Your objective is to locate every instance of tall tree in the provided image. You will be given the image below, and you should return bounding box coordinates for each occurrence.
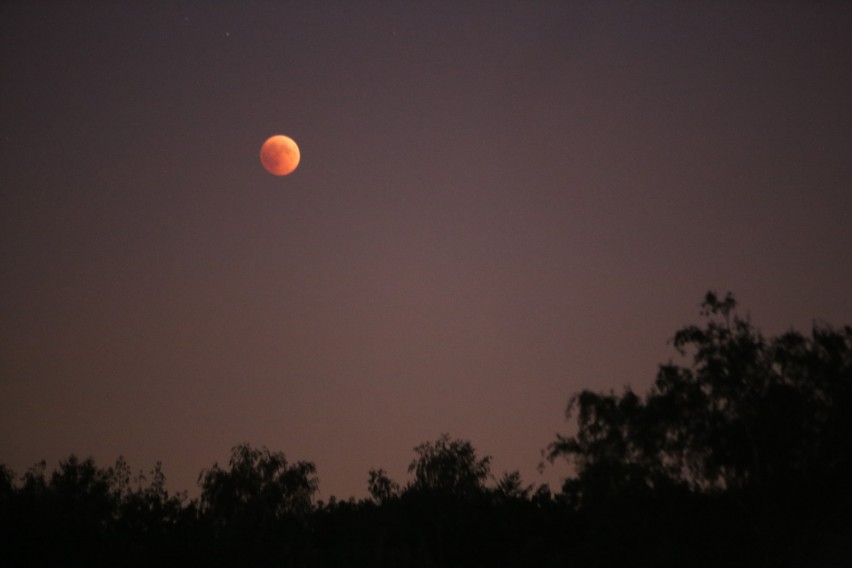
[550,292,852,504]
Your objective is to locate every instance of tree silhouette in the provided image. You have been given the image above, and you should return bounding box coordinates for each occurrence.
[367,468,400,503]
[198,443,317,529]
[2,292,850,566]
[494,470,533,501]
[549,292,852,565]
[114,459,187,542]
[551,292,852,495]
[192,444,318,565]
[406,433,491,497]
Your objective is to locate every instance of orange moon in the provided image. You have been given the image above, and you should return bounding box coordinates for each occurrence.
[260,135,300,176]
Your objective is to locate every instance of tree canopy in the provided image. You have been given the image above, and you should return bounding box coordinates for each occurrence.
[550,292,852,508]
[3,292,851,566]
[198,444,317,533]
[406,433,492,497]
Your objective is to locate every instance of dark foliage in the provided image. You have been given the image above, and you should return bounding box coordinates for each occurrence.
[3,293,850,566]
[549,292,852,565]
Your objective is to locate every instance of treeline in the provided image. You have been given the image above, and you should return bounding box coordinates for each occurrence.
[2,293,851,567]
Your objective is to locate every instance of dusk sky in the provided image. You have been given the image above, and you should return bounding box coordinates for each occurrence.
[2,1,851,500]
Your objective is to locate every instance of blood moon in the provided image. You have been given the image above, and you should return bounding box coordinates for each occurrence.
[260,135,300,176]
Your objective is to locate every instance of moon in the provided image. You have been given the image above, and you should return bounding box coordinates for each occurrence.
[260,135,300,176]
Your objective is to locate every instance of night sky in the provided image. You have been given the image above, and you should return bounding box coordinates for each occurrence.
[2,1,851,501]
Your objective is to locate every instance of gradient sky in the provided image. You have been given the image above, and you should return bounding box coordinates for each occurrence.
[2,1,851,500]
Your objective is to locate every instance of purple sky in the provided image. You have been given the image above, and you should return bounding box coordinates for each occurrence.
[2,1,851,500]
